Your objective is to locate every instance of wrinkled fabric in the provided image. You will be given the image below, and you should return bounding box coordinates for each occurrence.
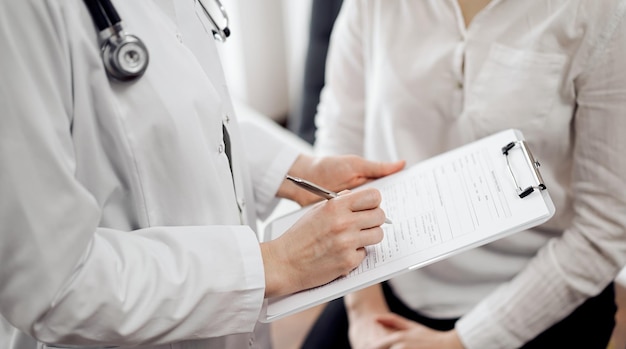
[316,1,626,348]
[0,0,299,348]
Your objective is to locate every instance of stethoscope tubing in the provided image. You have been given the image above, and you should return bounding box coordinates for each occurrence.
[83,0,230,81]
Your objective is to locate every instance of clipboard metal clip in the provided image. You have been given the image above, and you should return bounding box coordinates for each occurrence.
[502,141,547,198]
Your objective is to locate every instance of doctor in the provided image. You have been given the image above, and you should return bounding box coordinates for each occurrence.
[0,1,405,348]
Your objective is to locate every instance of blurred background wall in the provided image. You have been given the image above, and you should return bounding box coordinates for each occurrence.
[217,0,312,123]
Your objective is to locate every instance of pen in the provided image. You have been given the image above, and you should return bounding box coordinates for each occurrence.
[285,175,392,224]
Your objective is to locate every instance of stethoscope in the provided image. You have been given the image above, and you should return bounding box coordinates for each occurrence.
[83,0,230,82]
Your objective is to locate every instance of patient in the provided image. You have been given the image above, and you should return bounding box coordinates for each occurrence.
[303,0,626,348]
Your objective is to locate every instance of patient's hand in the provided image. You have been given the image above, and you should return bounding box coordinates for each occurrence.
[280,154,405,206]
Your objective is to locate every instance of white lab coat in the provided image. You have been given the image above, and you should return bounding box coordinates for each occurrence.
[0,0,299,348]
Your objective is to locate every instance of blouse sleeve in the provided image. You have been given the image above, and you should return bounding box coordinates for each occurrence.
[314,0,368,156]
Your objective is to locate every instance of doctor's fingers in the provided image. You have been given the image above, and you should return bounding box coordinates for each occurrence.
[322,205,387,237]
[328,227,382,270]
[338,187,382,212]
[331,208,386,246]
[353,207,388,230]
[338,247,368,277]
[355,225,385,248]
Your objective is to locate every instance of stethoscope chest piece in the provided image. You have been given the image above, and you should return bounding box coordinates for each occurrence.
[101,29,149,81]
[84,0,149,82]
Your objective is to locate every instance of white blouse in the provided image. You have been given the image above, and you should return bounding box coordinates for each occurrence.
[315,0,626,348]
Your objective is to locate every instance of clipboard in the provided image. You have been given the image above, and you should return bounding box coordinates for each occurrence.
[260,129,555,322]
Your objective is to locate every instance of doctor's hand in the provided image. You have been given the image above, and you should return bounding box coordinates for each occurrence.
[367,313,465,349]
[279,154,405,206]
[260,188,385,298]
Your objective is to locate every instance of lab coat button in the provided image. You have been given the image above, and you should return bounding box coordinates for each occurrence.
[176,32,183,43]
[248,338,254,346]
[218,143,225,153]
[223,114,230,123]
